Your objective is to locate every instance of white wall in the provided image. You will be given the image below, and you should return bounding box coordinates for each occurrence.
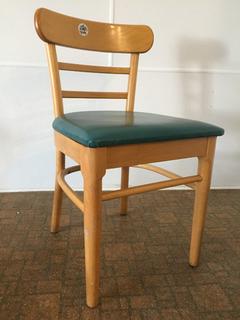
[0,0,239,191]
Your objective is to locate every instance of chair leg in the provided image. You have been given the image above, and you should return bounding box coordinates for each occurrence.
[120,167,129,214]
[51,151,65,233]
[83,151,106,308]
[189,138,216,267]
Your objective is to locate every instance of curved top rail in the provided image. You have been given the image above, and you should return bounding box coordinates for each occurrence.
[34,8,154,53]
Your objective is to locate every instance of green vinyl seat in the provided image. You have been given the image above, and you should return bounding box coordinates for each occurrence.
[53,111,224,148]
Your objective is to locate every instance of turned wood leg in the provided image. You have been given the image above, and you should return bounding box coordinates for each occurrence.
[51,151,65,233]
[189,138,216,267]
[82,149,106,307]
[120,167,129,215]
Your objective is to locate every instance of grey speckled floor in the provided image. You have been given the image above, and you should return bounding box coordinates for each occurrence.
[0,190,239,320]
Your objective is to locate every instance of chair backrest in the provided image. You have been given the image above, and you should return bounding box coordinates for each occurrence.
[34,8,154,117]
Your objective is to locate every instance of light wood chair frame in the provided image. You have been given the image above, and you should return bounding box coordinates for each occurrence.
[35,8,217,308]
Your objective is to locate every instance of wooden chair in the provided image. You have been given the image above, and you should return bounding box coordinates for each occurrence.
[34,8,224,307]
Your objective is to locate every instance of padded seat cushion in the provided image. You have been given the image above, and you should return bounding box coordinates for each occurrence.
[53,111,224,148]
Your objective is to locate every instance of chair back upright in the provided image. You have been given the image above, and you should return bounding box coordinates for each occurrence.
[34,8,154,117]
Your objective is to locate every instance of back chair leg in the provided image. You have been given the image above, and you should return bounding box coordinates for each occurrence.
[120,167,129,214]
[189,138,216,267]
[51,151,65,233]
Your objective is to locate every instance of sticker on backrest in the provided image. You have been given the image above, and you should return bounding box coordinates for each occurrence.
[78,23,88,36]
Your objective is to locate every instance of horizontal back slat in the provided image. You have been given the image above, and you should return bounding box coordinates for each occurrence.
[35,8,153,53]
[62,90,128,99]
[58,62,130,74]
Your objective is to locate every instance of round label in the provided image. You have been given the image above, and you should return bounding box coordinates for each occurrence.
[78,23,88,36]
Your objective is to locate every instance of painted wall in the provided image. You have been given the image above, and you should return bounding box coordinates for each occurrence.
[0,0,239,191]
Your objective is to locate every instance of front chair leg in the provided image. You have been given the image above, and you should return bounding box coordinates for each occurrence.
[51,151,65,233]
[189,137,216,267]
[82,149,106,308]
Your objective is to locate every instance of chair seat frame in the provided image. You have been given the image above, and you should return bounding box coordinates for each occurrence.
[53,131,216,307]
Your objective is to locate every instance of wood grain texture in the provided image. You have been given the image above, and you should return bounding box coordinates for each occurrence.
[126,54,139,111]
[51,151,65,233]
[57,165,84,213]
[35,8,154,53]
[58,62,130,74]
[189,137,217,267]
[54,132,92,166]
[135,164,196,189]
[120,167,129,214]
[45,44,63,116]
[107,138,208,169]
[102,175,202,201]
[81,148,106,308]
[62,90,128,99]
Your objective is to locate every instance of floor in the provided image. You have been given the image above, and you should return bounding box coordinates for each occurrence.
[0,190,239,320]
